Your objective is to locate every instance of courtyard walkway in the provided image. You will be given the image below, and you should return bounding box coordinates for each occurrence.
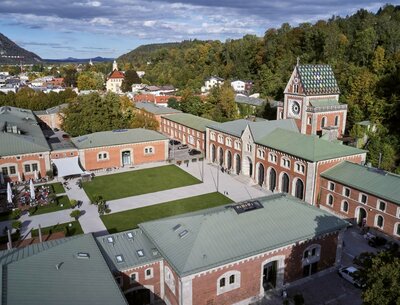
[0,160,271,239]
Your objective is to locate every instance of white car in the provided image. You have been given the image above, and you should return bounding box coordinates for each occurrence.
[338,266,365,288]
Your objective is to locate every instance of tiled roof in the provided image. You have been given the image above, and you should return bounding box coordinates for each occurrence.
[0,234,128,305]
[72,128,168,149]
[257,128,366,162]
[321,161,400,205]
[234,95,266,107]
[140,194,348,276]
[297,65,340,95]
[0,106,50,156]
[309,98,340,107]
[108,70,124,79]
[162,113,216,132]
[135,102,181,115]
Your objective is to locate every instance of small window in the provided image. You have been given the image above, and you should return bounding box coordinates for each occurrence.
[343,187,350,198]
[303,251,308,258]
[328,182,335,191]
[378,200,386,212]
[269,153,277,163]
[395,223,400,236]
[360,194,368,204]
[9,166,16,175]
[376,215,384,229]
[321,117,327,128]
[335,115,339,126]
[126,232,134,239]
[327,194,334,206]
[311,248,316,256]
[145,268,153,279]
[219,278,226,288]
[229,275,235,284]
[144,147,154,154]
[32,163,38,172]
[137,250,145,257]
[130,272,138,283]
[341,201,349,213]
[307,117,312,125]
[1,168,8,175]
[24,164,31,173]
[107,236,114,243]
[115,255,124,263]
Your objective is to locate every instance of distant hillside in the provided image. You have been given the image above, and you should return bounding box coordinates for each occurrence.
[118,40,206,65]
[44,56,114,64]
[0,33,42,64]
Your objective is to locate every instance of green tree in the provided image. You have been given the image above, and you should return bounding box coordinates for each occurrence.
[167,97,180,110]
[70,210,81,220]
[77,71,104,90]
[131,111,159,130]
[121,70,141,92]
[205,84,238,121]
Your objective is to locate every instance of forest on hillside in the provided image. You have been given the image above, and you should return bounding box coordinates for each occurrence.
[118,4,400,172]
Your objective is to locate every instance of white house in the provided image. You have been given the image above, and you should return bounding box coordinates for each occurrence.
[231,80,246,93]
[201,76,224,93]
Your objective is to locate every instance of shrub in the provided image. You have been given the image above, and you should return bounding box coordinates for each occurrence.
[29,206,38,216]
[11,209,21,219]
[70,210,81,220]
[46,170,54,179]
[105,208,111,214]
[70,199,78,209]
[12,220,22,231]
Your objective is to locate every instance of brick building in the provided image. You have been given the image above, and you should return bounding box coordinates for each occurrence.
[319,161,400,240]
[134,102,181,128]
[97,194,348,305]
[161,113,216,152]
[71,129,169,171]
[206,119,366,204]
[277,64,347,139]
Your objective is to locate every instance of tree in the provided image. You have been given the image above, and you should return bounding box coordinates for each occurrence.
[63,67,78,87]
[11,220,22,231]
[131,111,159,130]
[77,71,104,90]
[70,210,81,220]
[121,70,141,92]
[257,101,277,120]
[355,251,400,305]
[167,97,180,110]
[205,84,238,121]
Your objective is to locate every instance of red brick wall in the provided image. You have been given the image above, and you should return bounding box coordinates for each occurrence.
[162,260,180,305]
[119,261,162,296]
[50,150,78,159]
[161,117,205,152]
[0,153,49,182]
[191,233,339,305]
[208,131,241,168]
[315,111,346,137]
[320,178,400,240]
[81,141,167,171]
[314,155,364,205]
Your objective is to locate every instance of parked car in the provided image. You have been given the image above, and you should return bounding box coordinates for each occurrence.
[177,144,188,150]
[62,134,70,139]
[169,139,181,146]
[368,236,387,248]
[189,149,201,155]
[338,266,365,288]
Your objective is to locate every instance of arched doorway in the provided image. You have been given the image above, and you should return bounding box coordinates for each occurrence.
[356,207,367,227]
[226,151,232,170]
[121,151,132,166]
[294,179,304,200]
[218,147,224,167]
[268,168,276,192]
[258,163,265,186]
[211,144,216,163]
[235,154,241,175]
[281,173,289,193]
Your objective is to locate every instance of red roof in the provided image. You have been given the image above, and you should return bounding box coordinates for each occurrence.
[134,94,181,104]
[108,70,124,79]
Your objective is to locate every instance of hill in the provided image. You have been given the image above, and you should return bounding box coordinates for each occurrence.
[44,56,114,64]
[0,33,42,64]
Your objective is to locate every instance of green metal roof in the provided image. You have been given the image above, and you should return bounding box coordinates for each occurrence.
[0,234,128,305]
[208,119,299,139]
[309,98,340,107]
[72,128,168,149]
[139,194,348,276]
[321,161,400,205]
[257,128,366,162]
[135,102,181,115]
[297,65,340,95]
[0,106,50,156]
[96,229,162,272]
[161,113,216,132]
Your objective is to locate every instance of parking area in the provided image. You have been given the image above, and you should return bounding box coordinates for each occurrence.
[168,140,203,161]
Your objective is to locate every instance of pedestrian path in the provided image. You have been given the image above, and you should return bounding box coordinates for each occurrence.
[0,161,271,238]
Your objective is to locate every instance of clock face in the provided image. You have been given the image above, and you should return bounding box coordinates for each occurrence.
[288,100,301,118]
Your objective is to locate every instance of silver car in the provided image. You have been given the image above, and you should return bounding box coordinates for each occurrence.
[338,266,365,288]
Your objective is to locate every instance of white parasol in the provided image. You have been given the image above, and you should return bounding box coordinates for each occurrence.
[7,182,12,204]
[30,179,35,200]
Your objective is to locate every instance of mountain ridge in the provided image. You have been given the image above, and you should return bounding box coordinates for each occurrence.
[0,33,42,64]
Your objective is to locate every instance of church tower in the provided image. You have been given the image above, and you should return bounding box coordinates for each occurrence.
[112,60,118,71]
[277,60,347,140]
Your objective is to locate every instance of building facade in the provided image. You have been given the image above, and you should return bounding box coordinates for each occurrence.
[319,161,400,240]
[277,64,347,139]
[106,61,125,94]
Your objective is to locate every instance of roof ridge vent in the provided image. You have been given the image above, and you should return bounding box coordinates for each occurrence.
[55,262,64,270]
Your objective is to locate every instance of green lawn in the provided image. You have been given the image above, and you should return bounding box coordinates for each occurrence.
[29,196,71,216]
[83,165,201,201]
[101,192,233,233]
[48,183,65,194]
[31,221,83,237]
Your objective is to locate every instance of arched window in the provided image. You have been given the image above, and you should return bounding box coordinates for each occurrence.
[217,270,241,295]
[281,173,289,193]
[321,117,327,128]
[294,179,304,200]
[326,194,334,206]
[395,223,400,237]
[341,201,349,213]
[144,146,154,154]
[375,215,384,229]
[302,244,321,277]
[165,266,176,294]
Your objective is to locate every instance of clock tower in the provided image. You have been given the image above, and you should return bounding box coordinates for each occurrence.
[277,62,347,139]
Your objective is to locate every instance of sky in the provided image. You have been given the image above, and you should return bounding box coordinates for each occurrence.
[0,0,387,59]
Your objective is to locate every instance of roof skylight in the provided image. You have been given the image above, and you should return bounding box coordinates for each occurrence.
[115,255,124,263]
[137,250,145,257]
[179,230,188,238]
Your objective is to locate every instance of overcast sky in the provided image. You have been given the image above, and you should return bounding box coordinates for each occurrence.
[0,0,386,59]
